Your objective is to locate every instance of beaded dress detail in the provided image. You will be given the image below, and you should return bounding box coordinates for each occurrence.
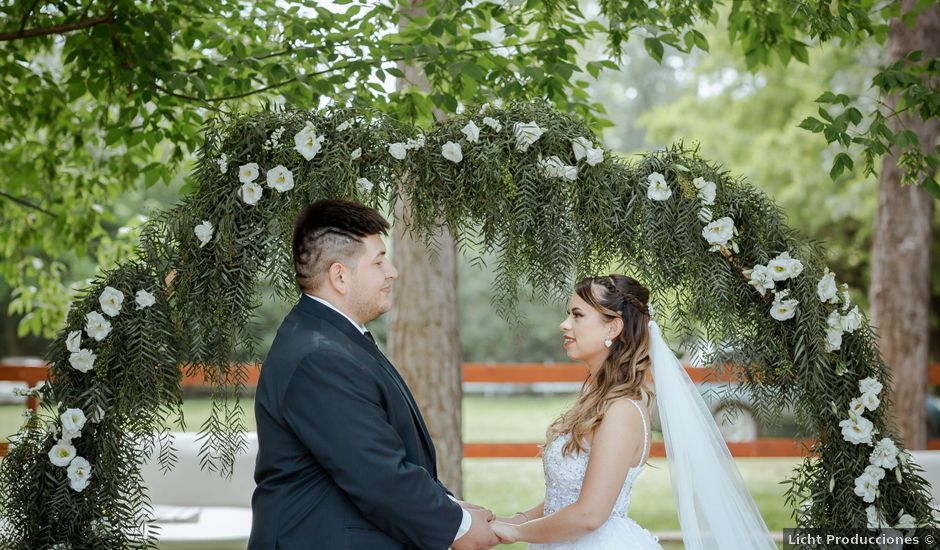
[530,400,662,550]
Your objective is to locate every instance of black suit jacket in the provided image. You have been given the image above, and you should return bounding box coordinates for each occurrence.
[248,296,463,549]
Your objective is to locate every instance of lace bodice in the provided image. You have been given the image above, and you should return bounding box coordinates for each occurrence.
[541,400,650,519]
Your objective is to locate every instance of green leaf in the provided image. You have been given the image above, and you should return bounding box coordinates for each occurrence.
[798,117,825,133]
[922,177,940,200]
[644,38,664,63]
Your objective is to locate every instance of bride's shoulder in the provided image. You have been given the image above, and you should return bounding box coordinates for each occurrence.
[601,397,648,427]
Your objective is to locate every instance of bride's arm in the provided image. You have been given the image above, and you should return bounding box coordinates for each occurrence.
[496,501,544,525]
[494,399,645,544]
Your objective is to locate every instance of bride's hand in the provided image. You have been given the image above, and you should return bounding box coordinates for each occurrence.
[495,512,527,525]
[491,521,520,544]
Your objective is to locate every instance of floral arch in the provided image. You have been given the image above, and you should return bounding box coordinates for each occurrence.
[0,101,935,547]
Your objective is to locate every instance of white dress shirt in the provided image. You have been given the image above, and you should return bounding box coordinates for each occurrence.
[303,294,472,540]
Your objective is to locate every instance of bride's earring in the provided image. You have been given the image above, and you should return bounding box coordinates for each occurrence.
[604,334,613,348]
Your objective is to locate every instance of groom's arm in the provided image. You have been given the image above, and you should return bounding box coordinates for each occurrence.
[283,350,464,549]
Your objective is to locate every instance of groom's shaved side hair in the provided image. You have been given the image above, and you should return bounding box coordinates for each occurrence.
[292,199,391,292]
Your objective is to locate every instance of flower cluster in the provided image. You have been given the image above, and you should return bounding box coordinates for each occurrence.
[57,285,154,491]
[816,268,861,353]
[693,177,717,223]
[840,377,882,446]
[47,408,92,492]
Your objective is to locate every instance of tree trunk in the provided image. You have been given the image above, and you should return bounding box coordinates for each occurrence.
[388,0,463,495]
[870,0,939,450]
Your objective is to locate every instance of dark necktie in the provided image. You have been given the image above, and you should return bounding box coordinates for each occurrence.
[364,331,376,345]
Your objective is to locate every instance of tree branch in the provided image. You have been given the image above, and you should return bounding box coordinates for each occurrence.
[0,8,112,42]
[157,39,547,104]
[0,191,54,216]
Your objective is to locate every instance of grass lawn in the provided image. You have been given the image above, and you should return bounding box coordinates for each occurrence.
[1,395,795,548]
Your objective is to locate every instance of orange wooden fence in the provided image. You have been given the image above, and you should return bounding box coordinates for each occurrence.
[2,361,939,458]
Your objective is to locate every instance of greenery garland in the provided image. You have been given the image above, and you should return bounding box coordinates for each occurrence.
[0,101,934,548]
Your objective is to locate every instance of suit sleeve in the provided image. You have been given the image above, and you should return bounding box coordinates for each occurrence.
[283,350,463,549]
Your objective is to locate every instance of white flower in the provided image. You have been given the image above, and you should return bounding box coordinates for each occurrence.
[350,147,362,160]
[85,311,111,342]
[864,465,885,483]
[854,472,879,503]
[767,252,804,281]
[816,268,839,303]
[69,349,96,373]
[560,165,577,181]
[61,408,87,434]
[265,165,295,193]
[539,156,576,181]
[896,510,917,529]
[218,153,228,174]
[702,217,734,246]
[698,207,713,223]
[646,172,672,201]
[693,177,717,205]
[409,134,426,149]
[356,178,373,193]
[89,404,106,424]
[827,310,842,329]
[135,290,156,310]
[98,287,124,317]
[67,456,91,492]
[293,122,326,160]
[441,141,463,163]
[870,438,899,469]
[585,147,604,167]
[840,306,862,334]
[849,397,866,417]
[61,427,80,442]
[66,331,82,353]
[859,377,883,397]
[461,121,481,143]
[194,220,214,247]
[539,156,564,178]
[237,163,260,184]
[482,117,502,132]
[240,181,263,205]
[336,120,352,132]
[859,391,880,412]
[48,441,76,467]
[388,142,407,160]
[841,283,852,310]
[866,505,889,529]
[840,415,874,445]
[571,137,592,161]
[746,265,776,296]
[770,297,799,321]
[513,121,543,152]
[825,327,843,352]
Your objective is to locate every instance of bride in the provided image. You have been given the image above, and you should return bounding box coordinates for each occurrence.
[490,275,776,549]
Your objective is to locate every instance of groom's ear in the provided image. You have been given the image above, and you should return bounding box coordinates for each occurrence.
[327,262,349,295]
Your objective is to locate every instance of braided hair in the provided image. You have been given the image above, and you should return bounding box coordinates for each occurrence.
[546,274,655,457]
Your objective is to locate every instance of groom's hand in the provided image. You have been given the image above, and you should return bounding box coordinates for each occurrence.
[457,500,495,521]
[452,508,499,550]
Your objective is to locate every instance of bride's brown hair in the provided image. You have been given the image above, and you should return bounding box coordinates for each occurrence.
[547,274,654,457]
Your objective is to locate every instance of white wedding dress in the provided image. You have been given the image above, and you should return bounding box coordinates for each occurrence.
[530,400,662,550]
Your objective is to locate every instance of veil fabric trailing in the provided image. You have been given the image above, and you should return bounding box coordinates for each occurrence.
[648,320,776,550]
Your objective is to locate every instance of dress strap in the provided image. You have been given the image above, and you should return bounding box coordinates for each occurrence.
[628,400,650,466]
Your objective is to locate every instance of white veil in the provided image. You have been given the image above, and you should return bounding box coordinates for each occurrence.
[648,320,776,550]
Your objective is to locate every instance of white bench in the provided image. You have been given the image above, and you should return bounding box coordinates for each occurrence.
[141,432,257,549]
[910,450,940,516]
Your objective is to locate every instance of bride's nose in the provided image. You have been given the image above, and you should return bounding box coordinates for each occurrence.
[560,318,571,331]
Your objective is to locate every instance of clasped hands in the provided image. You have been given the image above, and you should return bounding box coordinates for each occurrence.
[452,500,525,549]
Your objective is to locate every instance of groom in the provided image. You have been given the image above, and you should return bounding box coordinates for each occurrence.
[249,199,499,550]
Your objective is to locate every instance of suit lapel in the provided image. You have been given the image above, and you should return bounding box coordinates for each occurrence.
[298,297,437,471]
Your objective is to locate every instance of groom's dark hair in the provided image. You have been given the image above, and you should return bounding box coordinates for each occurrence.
[292,199,391,292]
